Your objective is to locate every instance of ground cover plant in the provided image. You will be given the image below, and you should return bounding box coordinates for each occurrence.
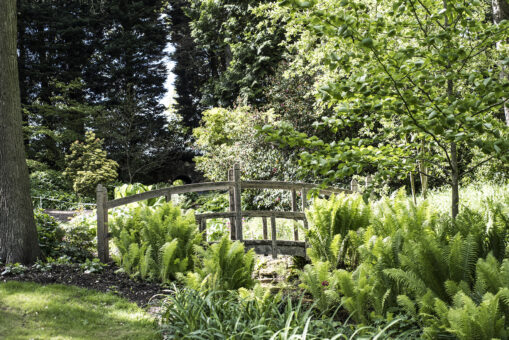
[0,281,159,340]
[110,202,202,282]
[298,183,509,339]
[160,285,420,339]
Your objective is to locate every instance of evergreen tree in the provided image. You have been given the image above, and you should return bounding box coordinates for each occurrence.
[17,0,181,183]
[167,0,210,129]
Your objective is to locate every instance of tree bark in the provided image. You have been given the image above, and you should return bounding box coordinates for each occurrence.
[492,0,509,125]
[0,0,41,264]
[450,142,459,219]
[419,142,428,199]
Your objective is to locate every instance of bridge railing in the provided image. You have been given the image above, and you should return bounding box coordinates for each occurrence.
[96,164,360,262]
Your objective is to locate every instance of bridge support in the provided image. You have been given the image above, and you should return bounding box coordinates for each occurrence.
[96,184,109,263]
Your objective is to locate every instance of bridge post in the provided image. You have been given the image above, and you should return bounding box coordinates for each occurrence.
[262,217,268,256]
[301,188,308,230]
[350,179,358,192]
[96,184,109,263]
[291,189,299,241]
[233,163,243,240]
[270,215,277,259]
[228,168,236,240]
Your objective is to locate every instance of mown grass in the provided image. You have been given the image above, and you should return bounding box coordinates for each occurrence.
[0,281,160,340]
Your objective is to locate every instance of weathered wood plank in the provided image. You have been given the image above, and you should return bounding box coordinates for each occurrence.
[242,180,352,195]
[262,216,268,256]
[291,189,299,241]
[262,217,268,240]
[271,215,277,259]
[242,240,307,257]
[195,212,236,219]
[242,211,306,219]
[233,164,243,240]
[96,184,109,263]
[194,210,306,220]
[207,240,307,257]
[107,182,232,208]
[228,168,236,240]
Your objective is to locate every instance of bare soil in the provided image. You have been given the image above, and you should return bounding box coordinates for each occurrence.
[0,263,167,307]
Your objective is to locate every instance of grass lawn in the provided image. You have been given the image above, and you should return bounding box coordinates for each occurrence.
[0,281,160,340]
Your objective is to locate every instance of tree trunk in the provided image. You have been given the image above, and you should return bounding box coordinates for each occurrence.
[450,142,459,219]
[419,142,428,199]
[492,0,509,125]
[409,172,417,204]
[0,0,40,264]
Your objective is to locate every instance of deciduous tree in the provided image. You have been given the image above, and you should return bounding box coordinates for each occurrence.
[0,0,41,264]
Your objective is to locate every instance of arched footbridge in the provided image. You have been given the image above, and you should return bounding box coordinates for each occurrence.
[95,164,360,262]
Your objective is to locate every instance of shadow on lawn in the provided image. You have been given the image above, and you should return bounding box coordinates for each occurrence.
[0,281,160,340]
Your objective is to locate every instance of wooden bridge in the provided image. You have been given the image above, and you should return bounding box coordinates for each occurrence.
[96,164,359,262]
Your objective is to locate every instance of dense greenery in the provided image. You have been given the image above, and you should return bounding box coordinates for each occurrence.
[34,209,95,262]
[186,236,255,291]
[6,0,509,338]
[110,202,202,282]
[160,285,419,339]
[300,188,509,338]
[18,0,186,183]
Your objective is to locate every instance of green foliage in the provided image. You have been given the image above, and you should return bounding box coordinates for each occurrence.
[160,285,414,339]
[114,183,165,207]
[34,208,95,263]
[59,216,96,262]
[64,131,118,197]
[79,258,106,274]
[186,236,255,291]
[305,193,371,267]
[299,261,339,312]
[193,106,294,182]
[110,202,201,282]
[34,209,65,259]
[299,187,509,336]
[30,170,94,209]
[1,263,28,276]
[262,0,509,216]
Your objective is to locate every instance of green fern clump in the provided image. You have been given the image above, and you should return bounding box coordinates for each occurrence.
[298,187,509,336]
[299,261,340,312]
[186,236,255,291]
[110,202,202,282]
[305,193,371,267]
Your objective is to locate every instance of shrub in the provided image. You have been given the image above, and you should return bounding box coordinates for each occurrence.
[34,209,65,259]
[64,131,118,197]
[60,215,96,262]
[30,170,92,209]
[186,236,255,291]
[34,209,95,262]
[110,202,201,282]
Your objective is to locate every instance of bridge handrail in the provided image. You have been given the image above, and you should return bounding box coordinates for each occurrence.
[96,164,361,262]
[107,180,350,209]
[107,181,232,209]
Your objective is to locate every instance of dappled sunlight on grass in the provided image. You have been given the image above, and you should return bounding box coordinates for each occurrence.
[0,281,160,340]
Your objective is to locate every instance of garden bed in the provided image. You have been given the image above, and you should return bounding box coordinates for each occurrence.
[0,263,166,307]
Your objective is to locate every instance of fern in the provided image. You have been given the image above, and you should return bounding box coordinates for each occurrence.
[110,202,202,282]
[305,194,371,268]
[188,236,254,291]
[299,261,339,312]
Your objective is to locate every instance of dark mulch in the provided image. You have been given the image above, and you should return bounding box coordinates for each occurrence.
[0,263,168,307]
